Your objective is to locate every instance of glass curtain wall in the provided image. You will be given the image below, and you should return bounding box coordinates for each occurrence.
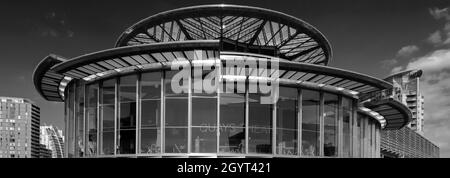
[63,70,386,158]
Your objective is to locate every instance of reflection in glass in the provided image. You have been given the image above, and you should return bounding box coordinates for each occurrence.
[324,93,338,157]
[301,90,319,156]
[276,87,298,155]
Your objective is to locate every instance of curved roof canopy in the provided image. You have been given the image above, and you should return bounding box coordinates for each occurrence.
[34,40,391,103]
[115,4,332,65]
[363,98,413,130]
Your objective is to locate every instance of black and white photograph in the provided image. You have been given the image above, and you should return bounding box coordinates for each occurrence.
[0,0,449,176]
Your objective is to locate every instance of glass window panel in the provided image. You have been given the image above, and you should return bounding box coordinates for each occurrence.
[248,89,273,154]
[356,114,361,158]
[276,87,298,155]
[248,93,272,128]
[86,84,98,156]
[141,100,160,128]
[101,105,114,155]
[86,108,97,156]
[191,127,217,153]
[141,72,161,100]
[343,109,351,157]
[76,84,85,157]
[119,75,137,102]
[165,98,188,126]
[192,68,217,96]
[248,128,272,154]
[101,79,115,105]
[165,70,189,97]
[165,128,187,153]
[141,128,161,154]
[301,90,320,156]
[118,102,136,154]
[219,127,245,153]
[276,129,297,155]
[323,93,338,157]
[117,75,137,154]
[87,84,98,108]
[67,84,75,158]
[220,93,245,127]
[192,97,217,126]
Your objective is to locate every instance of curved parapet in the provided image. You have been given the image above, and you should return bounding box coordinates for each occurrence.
[32,54,70,102]
[115,4,332,65]
[362,97,412,130]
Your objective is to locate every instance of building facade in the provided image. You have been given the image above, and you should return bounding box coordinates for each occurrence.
[0,97,40,158]
[39,143,52,158]
[40,125,65,158]
[33,4,414,158]
[380,70,439,158]
[384,70,425,134]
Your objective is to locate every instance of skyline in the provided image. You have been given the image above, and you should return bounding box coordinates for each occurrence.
[0,0,449,157]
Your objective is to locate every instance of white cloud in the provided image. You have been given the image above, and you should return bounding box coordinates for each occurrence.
[429,7,450,20]
[405,49,450,72]
[397,45,419,58]
[382,45,419,70]
[427,31,443,45]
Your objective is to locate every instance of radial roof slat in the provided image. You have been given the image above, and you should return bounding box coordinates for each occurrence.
[115,5,332,65]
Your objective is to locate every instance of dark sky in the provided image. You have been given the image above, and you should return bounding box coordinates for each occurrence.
[1,0,449,156]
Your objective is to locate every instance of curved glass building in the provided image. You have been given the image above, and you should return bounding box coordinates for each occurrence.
[33,4,412,158]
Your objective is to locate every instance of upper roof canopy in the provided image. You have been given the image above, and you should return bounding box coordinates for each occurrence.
[115,4,332,65]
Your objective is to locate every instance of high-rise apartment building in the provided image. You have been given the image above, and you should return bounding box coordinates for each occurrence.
[0,97,40,158]
[40,125,65,158]
[384,69,424,135]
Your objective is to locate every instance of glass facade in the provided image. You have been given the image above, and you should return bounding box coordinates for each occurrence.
[64,70,381,158]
